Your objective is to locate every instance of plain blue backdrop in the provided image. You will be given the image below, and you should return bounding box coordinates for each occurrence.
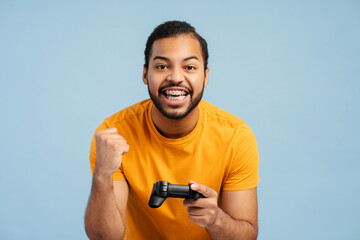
[1,0,359,239]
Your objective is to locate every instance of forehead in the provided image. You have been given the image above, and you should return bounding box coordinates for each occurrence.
[150,34,203,62]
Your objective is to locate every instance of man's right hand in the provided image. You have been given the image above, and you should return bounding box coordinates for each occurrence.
[94,127,130,177]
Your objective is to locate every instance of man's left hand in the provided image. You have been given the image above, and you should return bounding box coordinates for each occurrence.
[183,181,219,228]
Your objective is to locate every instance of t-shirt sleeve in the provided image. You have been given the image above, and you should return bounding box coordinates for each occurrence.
[222,128,260,191]
[89,121,126,181]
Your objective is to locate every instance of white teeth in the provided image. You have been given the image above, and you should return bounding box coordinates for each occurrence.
[165,90,186,96]
[164,89,187,101]
[167,95,186,101]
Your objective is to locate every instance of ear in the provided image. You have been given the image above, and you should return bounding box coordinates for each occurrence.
[204,67,210,87]
[142,65,148,85]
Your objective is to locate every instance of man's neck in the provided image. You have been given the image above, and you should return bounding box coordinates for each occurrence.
[151,106,199,139]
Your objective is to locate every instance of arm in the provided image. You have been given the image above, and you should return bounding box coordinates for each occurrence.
[84,128,130,240]
[85,179,128,239]
[208,187,258,239]
[184,182,258,240]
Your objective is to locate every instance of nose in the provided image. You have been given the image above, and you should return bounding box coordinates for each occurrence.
[166,66,184,83]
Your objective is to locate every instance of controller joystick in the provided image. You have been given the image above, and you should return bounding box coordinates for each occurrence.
[148,181,204,208]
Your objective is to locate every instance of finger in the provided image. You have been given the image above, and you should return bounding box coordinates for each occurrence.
[111,138,130,154]
[102,133,128,145]
[112,134,127,142]
[98,127,118,135]
[100,134,126,146]
[122,143,130,154]
[95,128,120,140]
[189,182,217,198]
[184,197,217,209]
[183,198,197,206]
[105,127,118,133]
[187,206,203,216]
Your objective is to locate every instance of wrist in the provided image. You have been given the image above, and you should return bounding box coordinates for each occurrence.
[93,170,113,184]
[93,165,115,178]
[206,207,222,230]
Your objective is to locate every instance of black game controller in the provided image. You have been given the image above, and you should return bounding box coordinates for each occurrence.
[148,181,204,208]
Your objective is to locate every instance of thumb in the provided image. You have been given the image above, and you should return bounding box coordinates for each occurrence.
[189,181,217,198]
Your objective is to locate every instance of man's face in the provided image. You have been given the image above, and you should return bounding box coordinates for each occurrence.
[143,34,209,120]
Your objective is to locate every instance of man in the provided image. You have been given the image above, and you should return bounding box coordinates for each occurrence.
[85,21,260,239]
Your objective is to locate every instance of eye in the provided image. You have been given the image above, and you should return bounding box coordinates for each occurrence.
[185,66,196,70]
[156,65,168,70]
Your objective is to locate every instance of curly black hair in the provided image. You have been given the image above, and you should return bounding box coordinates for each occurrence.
[144,20,208,70]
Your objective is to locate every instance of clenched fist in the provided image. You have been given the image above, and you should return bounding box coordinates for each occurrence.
[94,127,130,177]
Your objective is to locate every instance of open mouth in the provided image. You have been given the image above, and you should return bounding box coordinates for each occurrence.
[162,89,189,101]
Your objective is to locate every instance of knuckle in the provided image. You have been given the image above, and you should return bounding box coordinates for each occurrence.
[212,189,218,197]
[107,127,117,133]
[95,131,102,139]
[104,138,115,147]
[210,201,217,208]
[125,144,130,152]
[100,134,107,142]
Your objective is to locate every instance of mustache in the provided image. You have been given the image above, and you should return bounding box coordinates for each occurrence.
[158,82,193,95]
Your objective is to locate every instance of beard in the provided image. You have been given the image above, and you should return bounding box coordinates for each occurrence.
[147,80,205,120]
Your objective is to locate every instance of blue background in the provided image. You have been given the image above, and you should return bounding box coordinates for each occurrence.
[1,0,359,239]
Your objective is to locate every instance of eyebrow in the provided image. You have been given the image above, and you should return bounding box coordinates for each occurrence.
[184,56,199,61]
[152,55,199,62]
[153,56,169,61]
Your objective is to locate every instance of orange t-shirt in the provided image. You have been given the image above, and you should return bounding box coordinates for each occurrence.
[89,99,260,239]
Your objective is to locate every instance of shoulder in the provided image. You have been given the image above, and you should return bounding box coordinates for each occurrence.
[200,100,250,132]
